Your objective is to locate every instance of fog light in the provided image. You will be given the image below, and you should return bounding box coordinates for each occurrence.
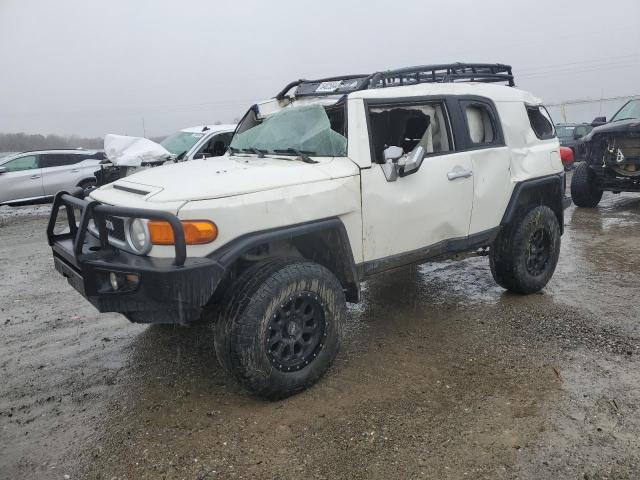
[109,272,124,291]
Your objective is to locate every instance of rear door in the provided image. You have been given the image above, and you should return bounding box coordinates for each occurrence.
[0,155,44,203]
[458,99,512,234]
[40,153,92,195]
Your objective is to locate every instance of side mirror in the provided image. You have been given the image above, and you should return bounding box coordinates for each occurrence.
[591,116,607,127]
[381,146,404,182]
[0,167,6,174]
[383,146,403,162]
[401,146,425,176]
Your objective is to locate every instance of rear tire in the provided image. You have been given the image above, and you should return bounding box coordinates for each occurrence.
[214,258,345,399]
[571,162,602,208]
[490,206,561,294]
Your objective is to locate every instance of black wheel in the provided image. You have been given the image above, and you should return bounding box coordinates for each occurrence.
[490,206,561,294]
[214,258,345,399]
[78,178,97,197]
[571,162,602,208]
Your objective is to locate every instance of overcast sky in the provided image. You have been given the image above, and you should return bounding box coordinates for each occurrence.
[1,0,638,138]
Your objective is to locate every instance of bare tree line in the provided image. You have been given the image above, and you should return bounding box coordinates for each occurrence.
[0,132,167,152]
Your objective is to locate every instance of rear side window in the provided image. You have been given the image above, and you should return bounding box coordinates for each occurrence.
[527,106,555,140]
[40,154,82,168]
[465,105,496,145]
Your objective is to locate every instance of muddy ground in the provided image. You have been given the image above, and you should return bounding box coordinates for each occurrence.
[1,183,640,480]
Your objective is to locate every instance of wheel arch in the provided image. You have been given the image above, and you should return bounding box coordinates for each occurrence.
[209,218,360,302]
[501,174,565,233]
[76,176,97,187]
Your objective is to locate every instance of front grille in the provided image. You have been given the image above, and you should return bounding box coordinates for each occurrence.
[104,216,126,242]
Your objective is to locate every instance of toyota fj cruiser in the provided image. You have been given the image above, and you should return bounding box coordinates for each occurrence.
[571,99,640,207]
[47,63,569,398]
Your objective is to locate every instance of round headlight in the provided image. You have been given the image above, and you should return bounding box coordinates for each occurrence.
[127,218,150,254]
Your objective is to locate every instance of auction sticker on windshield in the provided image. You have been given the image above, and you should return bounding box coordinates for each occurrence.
[316,81,342,93]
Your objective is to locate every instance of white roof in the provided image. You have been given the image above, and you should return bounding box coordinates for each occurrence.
[179,124,236,134]
[348,82,542,104]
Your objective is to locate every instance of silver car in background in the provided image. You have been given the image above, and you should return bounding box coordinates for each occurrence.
[0,149,104,206]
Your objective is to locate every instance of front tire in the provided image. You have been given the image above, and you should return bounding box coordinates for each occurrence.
[571,162,602,207]
[78,178,97,197]
[490,206,561,294]
[214,258,345,399]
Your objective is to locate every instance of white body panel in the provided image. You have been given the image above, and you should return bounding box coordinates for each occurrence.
[111,155,358,203]
[360,153,473,261]
[176,176,363,261]
[467,145,512,234]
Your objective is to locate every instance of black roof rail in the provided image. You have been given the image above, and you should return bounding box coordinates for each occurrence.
[276,62,514,99]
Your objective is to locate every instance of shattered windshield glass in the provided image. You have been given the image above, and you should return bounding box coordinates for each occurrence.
[230,104,347,157]
[611,99,640,122]
[160,131,204,155]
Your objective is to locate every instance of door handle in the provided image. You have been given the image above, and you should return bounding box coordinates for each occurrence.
[71,168,79,172]
[30,175,40,179]
[447,169,473,181]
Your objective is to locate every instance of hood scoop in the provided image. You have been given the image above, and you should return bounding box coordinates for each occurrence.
[113,184,151,196]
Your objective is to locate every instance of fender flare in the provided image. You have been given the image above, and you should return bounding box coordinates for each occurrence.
[500,174,565,233]
[207,217,360,302]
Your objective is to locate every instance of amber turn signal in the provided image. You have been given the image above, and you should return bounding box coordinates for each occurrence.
[148,220,218,245]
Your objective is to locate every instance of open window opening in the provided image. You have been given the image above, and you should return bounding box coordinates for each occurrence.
[368,103,451,163]
[527,105,556,140]
[194,132,234,158]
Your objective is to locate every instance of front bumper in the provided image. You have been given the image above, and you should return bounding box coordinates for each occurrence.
[47,191,224,323]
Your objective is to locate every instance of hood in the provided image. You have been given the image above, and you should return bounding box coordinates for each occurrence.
[589,119,640,137]
[98,155,359,203]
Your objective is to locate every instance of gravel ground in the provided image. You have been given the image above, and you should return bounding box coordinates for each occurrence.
[1,185,640,479]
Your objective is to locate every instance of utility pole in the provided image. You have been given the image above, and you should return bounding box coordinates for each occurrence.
[142,117,147,138]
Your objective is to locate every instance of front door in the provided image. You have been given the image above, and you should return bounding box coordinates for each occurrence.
[0,154,43,204]
[360,99,474,263]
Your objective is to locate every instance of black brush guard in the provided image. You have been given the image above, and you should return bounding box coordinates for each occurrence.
[46,190,223,324]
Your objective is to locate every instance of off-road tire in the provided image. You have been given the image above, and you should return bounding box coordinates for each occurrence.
[490,206,561,294]
[213,258,345,399]
[571,162,602,208]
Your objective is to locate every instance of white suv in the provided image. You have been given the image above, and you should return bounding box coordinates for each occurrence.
[47,63,570,398]
[95,124,236,187]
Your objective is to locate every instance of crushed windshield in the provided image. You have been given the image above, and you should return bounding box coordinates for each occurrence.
[611,99,640,122]
[230,104,347,157]
[160,131,204,155]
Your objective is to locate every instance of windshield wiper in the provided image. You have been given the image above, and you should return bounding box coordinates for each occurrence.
[228,146,266,158]
[273,148,318,164]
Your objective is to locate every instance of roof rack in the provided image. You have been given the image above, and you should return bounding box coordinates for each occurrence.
[276,62,514,99]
